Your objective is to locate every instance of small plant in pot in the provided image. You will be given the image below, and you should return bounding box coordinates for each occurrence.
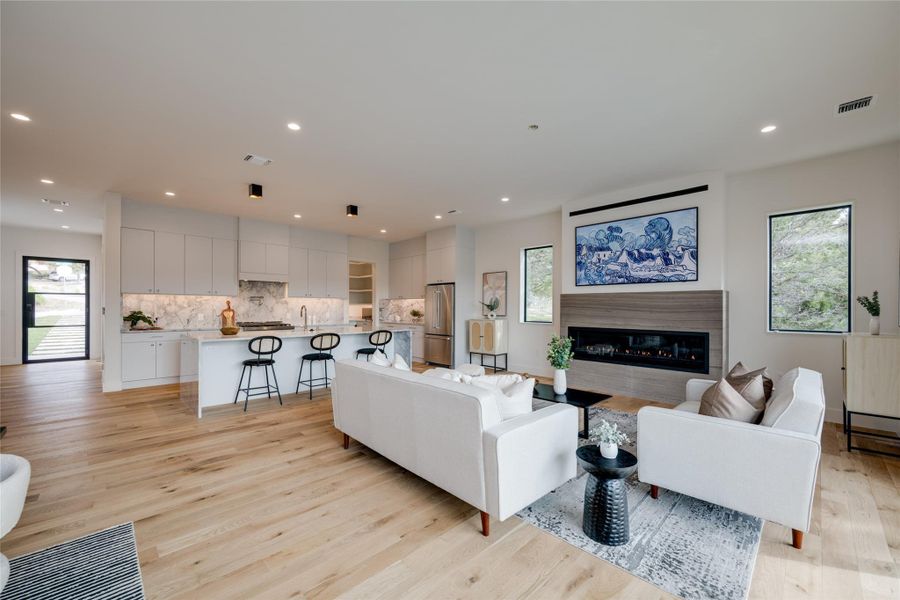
[597,419,630,459]
[856,290,880,335]
[123,310,157,330]
[480,297,500,319]
[409,308,424,323]
[547,335,574,395]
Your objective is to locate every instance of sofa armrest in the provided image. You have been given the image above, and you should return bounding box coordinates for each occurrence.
[637,406,821,532]
[686,378,717,403]
[483,404,578,521]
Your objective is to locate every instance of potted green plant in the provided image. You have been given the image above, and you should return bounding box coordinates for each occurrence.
[410,308,424,323]
[856,291,880,335]
[123,310,157,330]
[546,335,574,395]
[597,419,630,459]
[480,297,500,319]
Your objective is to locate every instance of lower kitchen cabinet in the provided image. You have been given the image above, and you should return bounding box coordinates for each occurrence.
[122,332,188,387]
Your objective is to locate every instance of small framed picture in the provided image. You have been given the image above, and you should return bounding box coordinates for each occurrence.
[482,271,508,316]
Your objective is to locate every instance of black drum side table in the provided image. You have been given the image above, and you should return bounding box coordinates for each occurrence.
[576,445,638,546]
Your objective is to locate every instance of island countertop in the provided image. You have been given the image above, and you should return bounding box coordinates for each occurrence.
[187,325,410,343]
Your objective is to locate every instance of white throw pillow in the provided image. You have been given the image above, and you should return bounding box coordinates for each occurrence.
[422,368,471,383]
[392,354,411,371]
[496,378,535,420]
[471,373,524,393]
[455,363,486,378]
[369,351,391,367]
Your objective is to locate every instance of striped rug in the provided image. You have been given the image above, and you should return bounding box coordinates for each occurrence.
[1,523,144,600]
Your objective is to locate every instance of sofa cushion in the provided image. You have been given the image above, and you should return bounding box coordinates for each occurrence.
[497,378,536,420]
[455,363,487,378]
[698,379,764,423]
[675,400,701,413]
[422,368,471,384]
[725,372,767,411]
[760,368,825,435]
[729,362,774,400]
[369,351,391,367]
[471,372,524,392]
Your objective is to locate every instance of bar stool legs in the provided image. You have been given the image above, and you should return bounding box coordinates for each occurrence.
[234,362,282,412]
[296,357,335,399]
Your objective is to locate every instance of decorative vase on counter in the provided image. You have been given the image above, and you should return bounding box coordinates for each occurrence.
[599,442,619,460]
[553,369,567,395]
[869,316,880,336]
[487,311,497,320]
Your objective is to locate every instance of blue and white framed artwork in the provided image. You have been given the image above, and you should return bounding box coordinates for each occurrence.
[575,207,698,286]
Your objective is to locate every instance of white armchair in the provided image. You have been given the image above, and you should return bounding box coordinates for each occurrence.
[1,454,31,593]
[637,368,825,549]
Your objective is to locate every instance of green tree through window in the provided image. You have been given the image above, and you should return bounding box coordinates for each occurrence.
[523,246,553,323]
[769,205,851,333]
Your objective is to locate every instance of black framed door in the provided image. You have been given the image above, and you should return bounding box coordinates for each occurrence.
[22,256,89,363]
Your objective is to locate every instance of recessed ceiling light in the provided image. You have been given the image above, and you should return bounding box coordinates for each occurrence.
[760,124,777,133]
[10,113,31,122]
[380,229,387,233]
[293,213,302,219]
[501,197,510,203]
[40,179,54,184]
[60,225,70,229]
[164,191,176,197]
[287,122,301,131]
[53,208,64,213]
[434,215,442,220]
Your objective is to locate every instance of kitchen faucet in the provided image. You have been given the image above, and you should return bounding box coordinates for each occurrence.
[300,305,308,330]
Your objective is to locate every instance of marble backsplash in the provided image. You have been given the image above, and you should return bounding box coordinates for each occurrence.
[123,281,346,330]
[379,298,425,323]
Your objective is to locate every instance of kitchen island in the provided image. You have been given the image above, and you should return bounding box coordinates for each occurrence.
[180,325,411,417]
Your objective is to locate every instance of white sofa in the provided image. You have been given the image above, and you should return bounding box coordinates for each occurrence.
[332,359,578,535]
[637,367,825,549]
[1,454,31,593]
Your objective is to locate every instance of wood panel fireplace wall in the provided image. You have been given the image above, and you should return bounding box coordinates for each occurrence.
[560,291,727,404]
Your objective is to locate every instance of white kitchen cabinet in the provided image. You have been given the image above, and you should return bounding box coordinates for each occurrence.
[155,340,181,378]
[266,244,289,275]
[122,341,158,381]
[410,254,426,298]
[180,338,198,378]
[239,240,267,274]
[153,231,185,294]
[121,227,156,293]
[326,252,349,298]
[211,238,238,296]
[288,246,310,297]
[185,235,213,295]
[426,246,455,284]
[307,249,327,297]
[390,256,411,298]
[411,327,425,361]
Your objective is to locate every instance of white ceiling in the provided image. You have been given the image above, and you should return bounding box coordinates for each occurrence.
[2,2,898,239]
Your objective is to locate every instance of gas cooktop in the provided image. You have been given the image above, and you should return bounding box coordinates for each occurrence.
[236,321,295,331]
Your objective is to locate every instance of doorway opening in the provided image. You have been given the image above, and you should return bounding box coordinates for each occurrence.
[22,256,89,363]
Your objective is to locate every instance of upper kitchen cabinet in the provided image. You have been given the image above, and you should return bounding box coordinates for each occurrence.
[288,226,349,298]
[389,236,426,298]
[425,226,473,285]
[288,247,309,298]
[186,235,238,296]
[211,238,238,296]
[154,231,185,293]
[426,247,454,284]
[121,227,155,293]
[307,249,327,297]
[326,252,349,298]
[238,218,290,282]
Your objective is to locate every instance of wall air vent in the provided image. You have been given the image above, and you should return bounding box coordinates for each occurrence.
[243,154,273,166]
[835,95,875,116]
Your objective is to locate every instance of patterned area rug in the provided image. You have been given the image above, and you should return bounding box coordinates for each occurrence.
[1,523,144,600]
[521,404,762,600]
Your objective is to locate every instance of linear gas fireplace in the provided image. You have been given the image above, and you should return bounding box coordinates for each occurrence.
[570,326,709,374]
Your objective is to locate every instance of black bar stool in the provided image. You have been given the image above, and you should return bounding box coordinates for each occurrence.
[355,330,392,361]
[296,333,341,399]
[234,336,283,411]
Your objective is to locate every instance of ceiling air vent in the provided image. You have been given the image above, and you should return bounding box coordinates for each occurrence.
[243,154,273,166]
[835,95,875,116]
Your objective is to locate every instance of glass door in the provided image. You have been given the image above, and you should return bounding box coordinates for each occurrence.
[23,256,89,363]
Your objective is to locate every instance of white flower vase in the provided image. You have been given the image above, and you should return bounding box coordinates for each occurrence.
[553,369,567,395]
[600,442,618,459]
[869,316,880,335]
[487,311,496,320]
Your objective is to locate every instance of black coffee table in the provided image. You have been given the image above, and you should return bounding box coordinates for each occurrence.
[576,446,638,546]
[532,383,611,439]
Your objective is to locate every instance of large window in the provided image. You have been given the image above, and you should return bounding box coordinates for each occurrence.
[523,245,553,323]
[768,205,851,333]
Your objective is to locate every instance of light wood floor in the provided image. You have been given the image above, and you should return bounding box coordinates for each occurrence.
[0,361,897,599]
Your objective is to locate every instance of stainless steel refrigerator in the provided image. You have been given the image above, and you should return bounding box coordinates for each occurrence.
[424,283,454,367]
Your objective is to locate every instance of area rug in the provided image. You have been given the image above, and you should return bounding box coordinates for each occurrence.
[520,405,762,600]
[1,522,144,600]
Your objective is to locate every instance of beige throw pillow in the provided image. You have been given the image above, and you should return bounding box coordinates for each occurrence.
[699,379,764,423]
[729,362,774,400]
[725,372,766,412]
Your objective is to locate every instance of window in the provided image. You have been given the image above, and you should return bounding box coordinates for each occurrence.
[523,245,553,323]
[768,205,851,333]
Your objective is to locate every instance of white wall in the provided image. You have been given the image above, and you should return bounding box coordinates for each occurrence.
[101,193,123,391]
[726,141,900,424]
[474,211,562,376]
[1,224,103,364]
[348,236,390,325]
[561,173,726,294]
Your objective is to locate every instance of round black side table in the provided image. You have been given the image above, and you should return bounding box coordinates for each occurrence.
[576,445,638,546]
